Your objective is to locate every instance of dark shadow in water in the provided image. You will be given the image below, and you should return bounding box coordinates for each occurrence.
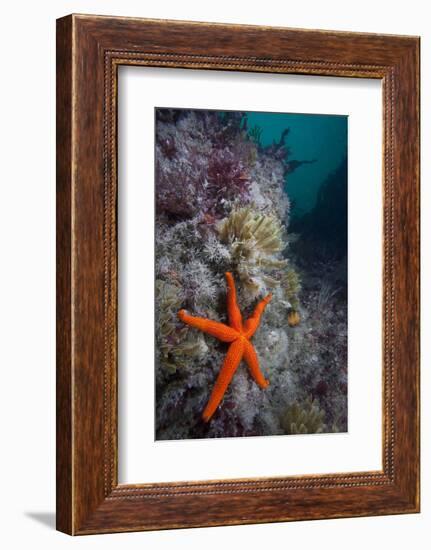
[290,157,348,263]
[25,511,56,530]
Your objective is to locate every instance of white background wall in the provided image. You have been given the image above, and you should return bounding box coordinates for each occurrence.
[0,1,427,548]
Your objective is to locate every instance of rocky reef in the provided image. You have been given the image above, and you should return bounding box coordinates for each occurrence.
[155,108,347,440]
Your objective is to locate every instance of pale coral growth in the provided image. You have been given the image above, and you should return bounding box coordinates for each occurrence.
[155,279,186,375]
[280,396,326,435]
[217,207,286,255]
[182,260,218,310]
[263,329,289,365]
[229,370,259,432]
[217,207,288,297]
[249,157,290,220]
[177,335,209,361]
[155,279,208,378]
[202,233,231,266]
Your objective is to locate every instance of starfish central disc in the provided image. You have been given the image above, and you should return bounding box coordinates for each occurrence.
[178,272,272,422]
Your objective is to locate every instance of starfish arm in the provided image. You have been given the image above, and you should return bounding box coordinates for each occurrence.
[178,310,239,342]
[225,272,243,331]
[202,338,244,422]
[243,340,269,389]
[243,293,272,338]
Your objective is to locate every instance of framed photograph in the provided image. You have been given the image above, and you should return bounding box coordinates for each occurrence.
[56,14,420,534]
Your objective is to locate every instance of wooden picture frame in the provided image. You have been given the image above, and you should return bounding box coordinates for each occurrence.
[56,14,420,535]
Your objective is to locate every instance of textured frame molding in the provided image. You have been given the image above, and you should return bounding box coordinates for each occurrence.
[57,14,420,534]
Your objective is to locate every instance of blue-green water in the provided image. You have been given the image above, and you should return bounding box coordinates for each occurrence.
[246,111,347,218]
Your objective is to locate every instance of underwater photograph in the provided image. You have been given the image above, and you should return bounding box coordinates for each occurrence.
[154,107,348,440]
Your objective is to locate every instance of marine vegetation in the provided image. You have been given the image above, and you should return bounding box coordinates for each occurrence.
[178,272,272,422]
[155,279,209,379]
[248,124,263,146]
[280,396,326,434]
[155,108,347,440]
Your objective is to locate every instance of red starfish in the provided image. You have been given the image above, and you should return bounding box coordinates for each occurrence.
[178,272,272,422]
